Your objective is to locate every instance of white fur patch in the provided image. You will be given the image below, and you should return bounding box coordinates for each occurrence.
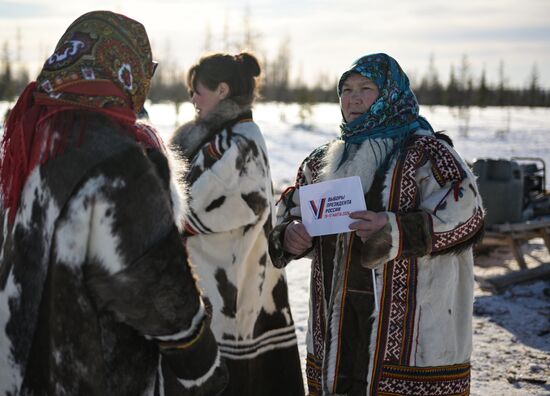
[220,338,298,361]
[0,273,23,394]
[16,169,59,230]
[155,355,166,396]
[319,138,395,195]
[0,169,60,394]
[218,324,298,360]
[385,212,401,262]
[164,147,188,230]
[86,176,125,275]
[366,267,384,390]
[413,254,474,366]
[55,193,93,268]
[324,233,351,392]
[177,349,222,388]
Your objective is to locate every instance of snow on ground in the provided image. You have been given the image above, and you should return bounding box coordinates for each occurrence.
[156,102,550,395]
[471,242,550,396]
[2,101,549,394]
[148,102,550,189]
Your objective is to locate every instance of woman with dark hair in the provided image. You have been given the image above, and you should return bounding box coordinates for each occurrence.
[171,52,304,396]
[269,53,484,395]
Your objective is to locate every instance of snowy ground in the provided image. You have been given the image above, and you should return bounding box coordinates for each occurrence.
[2,101,549,394]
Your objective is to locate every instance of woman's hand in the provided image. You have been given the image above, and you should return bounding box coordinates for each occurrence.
[283,220,313,255]
[349,211,388,242]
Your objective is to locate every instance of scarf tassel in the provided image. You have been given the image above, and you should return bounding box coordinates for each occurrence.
[336,118,434,171]
[0,82,165,224]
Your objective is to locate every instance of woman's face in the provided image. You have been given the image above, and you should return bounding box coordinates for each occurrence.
[191,81,228,119]
[339,73,380,122]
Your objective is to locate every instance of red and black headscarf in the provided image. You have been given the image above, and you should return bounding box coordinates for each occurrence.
[1,10,162,223]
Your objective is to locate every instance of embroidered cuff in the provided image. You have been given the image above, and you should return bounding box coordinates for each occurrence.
[269,220,298,268]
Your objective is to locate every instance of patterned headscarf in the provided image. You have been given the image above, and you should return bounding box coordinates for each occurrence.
[36,10,155,113]
[335,53,433,167]
[337,53,432,141]
[0,11,162,224]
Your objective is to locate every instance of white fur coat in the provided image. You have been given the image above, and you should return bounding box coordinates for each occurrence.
[171,103,304,395]
[270,130,484,396]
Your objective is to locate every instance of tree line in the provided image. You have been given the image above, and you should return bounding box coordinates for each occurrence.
[2,54,548,108]
[412,55,549,107]
[1,16,549,108]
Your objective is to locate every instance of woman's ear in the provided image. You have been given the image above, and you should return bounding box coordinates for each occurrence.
[217,82,230,100]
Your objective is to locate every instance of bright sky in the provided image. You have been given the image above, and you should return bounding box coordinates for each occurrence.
[1,0,549,89]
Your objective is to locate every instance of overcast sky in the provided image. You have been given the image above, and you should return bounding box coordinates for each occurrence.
[1,0,549,89]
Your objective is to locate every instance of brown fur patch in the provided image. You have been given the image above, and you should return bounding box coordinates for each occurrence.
[399,211,432,257]
[361,223,392,269]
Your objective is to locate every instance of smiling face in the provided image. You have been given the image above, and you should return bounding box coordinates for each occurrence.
[339,73,380,123]
[190,80,229,119]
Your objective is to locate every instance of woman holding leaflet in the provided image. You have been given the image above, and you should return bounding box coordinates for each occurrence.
[269,53,484,396]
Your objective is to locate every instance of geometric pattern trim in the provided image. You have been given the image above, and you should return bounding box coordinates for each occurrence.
[310,252,326,358]
[392,135,465,213]
[382,258,417,365]
[432,207,484,252]
[306,353,323,396]
[378,362,470,396]
[373,135,467,393]
[413,136,464,187]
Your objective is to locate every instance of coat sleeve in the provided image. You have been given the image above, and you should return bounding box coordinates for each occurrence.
[361,140,485,269]
[75,148,227,394]
[268,145,326,268]
[182,133,270,236]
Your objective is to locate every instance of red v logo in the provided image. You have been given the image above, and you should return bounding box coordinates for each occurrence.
[309,198,326,219]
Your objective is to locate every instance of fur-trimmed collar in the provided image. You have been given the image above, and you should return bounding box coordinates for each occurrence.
[170,99,251,159]
[319,137,396,194]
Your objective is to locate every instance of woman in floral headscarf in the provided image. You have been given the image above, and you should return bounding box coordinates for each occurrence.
[269,53,484,396]
[0,11,226,395]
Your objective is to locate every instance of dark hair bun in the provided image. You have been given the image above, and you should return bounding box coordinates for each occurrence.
[189,51,260,106]
[237,52,261,77]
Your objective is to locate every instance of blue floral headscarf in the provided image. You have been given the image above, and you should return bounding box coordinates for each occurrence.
[335,53,434,168]
[337,53,433,142]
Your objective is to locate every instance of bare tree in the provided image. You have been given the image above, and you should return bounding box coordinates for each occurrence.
[418,53,443,105]
[0,41,15,100]
[203,23,213,52]
[458,54,472,107]
[16,27,21,64]
[526,63,541,107]
[477,66,489,107]
[241,4,256,51]
[265,36,291,101]
[445,64,459,106]
[222,12,230,52]
[497,60,508,106]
